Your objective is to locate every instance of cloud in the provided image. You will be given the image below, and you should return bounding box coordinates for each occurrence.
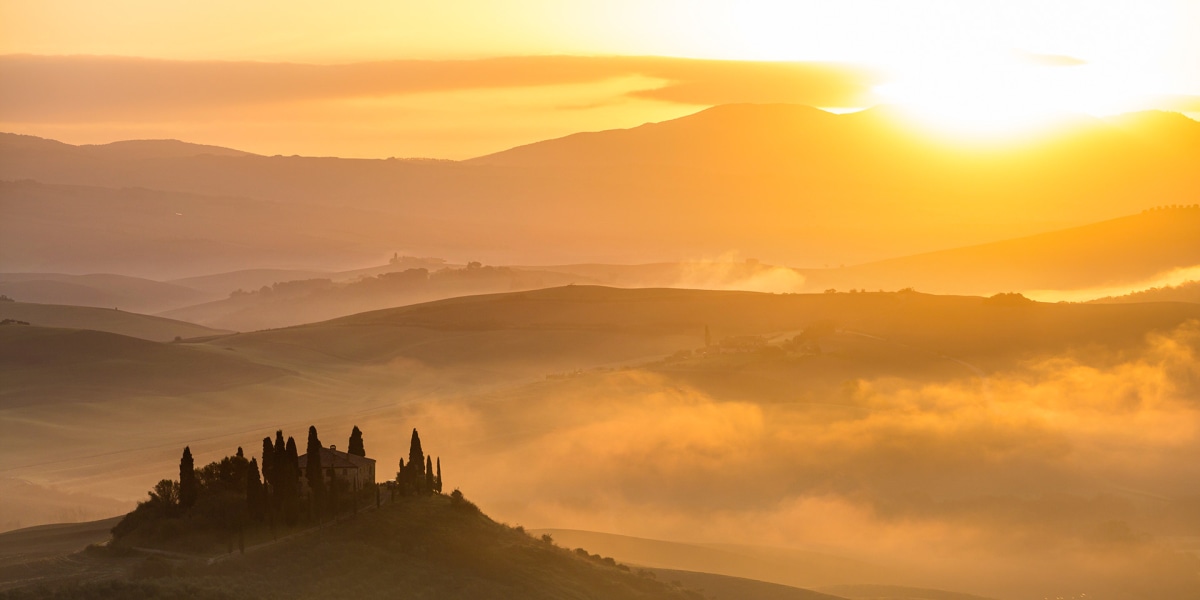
[0,54,880,122]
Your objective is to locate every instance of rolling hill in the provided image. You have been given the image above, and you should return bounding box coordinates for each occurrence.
[0,326,286,407]
[796,205,1200,296]
[158,264,601,331]
[0,272,213,314]
[0,302,228,341]
[4,286,1200,597]
[0,494,817,600]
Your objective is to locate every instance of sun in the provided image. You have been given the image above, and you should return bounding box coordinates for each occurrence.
[869,56,1135,141]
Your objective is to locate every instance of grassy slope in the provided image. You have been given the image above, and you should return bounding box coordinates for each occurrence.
[281,286,1200,371]
[0,273,213,314]
[0,326,287,407]
[158,267,601,332]
[0,517,120,569]
[798,207,1200,295]
[0,302,229,341]
[536,528,885,591]
[0,495,720,600]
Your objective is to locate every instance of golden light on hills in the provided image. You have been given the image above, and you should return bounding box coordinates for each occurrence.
[1,1,1197,154]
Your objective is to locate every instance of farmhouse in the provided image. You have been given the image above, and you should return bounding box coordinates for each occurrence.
[298,445,376,491]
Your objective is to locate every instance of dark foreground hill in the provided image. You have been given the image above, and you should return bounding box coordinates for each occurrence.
[0,494,810,600]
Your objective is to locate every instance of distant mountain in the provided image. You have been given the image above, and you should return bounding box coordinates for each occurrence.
[4,104,1198,272]
[0,302,228,341]
[0,180,401,279]
[0,133,252,160]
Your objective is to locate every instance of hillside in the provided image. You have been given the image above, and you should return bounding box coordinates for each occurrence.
[535,529,887,590]
[292,286,1200,369]
[0,272,213,314]
[1089,279,1200,304]
[5,286,1200,597]
[0,302,228,341]
[0,495,736,600]
[159,265,601,331]
[797,205,1200,296]
[4,104,1199,274]
[0,325,286,407]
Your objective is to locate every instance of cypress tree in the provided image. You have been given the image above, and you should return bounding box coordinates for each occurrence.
[425,456,434,493]
[408,429,425,492]
[305,426,326,516]
[273,430,286,504]
[348,425,365,457]
[236,446,244,459]
[283,437,301,525]
[179,446,198,508]
[261,437,276,510]
[246,458,265,521]
[435,457,443,493]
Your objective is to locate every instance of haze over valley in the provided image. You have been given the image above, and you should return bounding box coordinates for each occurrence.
[3,2,1200,599]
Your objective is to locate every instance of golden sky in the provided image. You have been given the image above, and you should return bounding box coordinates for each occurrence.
[1,0,1197,157]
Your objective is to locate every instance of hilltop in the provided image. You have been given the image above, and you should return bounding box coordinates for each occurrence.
[0,494,749,600]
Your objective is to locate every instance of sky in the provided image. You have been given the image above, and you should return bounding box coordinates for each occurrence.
[2,0,1198,157]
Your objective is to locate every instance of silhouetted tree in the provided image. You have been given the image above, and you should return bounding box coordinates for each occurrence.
[261,437,276,510]
[179,446,198,508]
[150,479,180,508]
[306,426,326,517]
[408,429,425,493]
[246,458,265,521]
[273,430,287,504]
[236,446,244,459]
[425,456,434,492]
[435,457,443,493]
[282,437,301,525]
[348,425,365,457]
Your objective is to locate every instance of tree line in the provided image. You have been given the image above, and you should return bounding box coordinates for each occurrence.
[396,428,442,497]
[112,425,443,551]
